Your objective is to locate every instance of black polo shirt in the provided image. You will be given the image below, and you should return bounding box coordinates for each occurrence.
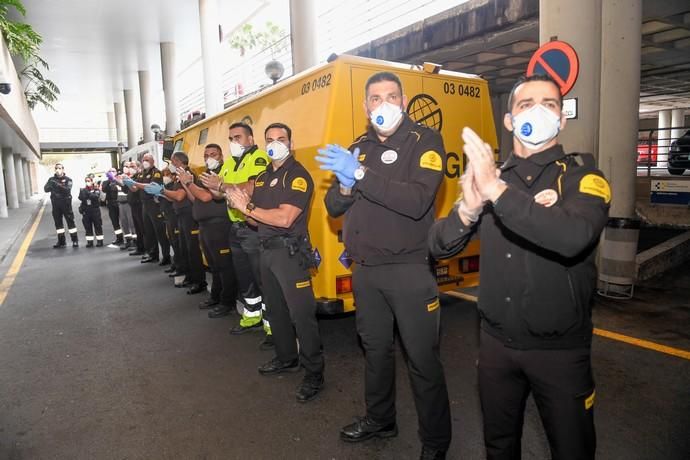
[138,167,163,202]
[192,166,228,222]
[251,155,313,240]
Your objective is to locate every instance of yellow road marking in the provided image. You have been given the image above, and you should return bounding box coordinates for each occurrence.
[445,290,690,361]
[0,201,46,306]
[593,328,690,361]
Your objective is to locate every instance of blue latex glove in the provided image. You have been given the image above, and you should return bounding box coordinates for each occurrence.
[122,176,135,187]
[144,182,164,196]
[335,171,355,188]
[316,144,360,182]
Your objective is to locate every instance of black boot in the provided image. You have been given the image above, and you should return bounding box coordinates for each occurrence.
[112,234,124,246]
[86,240,94,248]
[96,239,104,247]
[70,233,79,248]
[120,238,132,250]
[53,233,67,249]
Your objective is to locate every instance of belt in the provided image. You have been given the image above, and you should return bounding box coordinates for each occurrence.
[231,221,247,228]
[260,236,297,250]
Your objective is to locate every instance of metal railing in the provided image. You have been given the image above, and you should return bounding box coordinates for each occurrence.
[636,125,690,177]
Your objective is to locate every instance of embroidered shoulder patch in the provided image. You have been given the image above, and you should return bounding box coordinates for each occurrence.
[579,174,611,203]
[427,298,440,312]
[255,157,267,166]
[291,177,308,192]
[585,390,595,410]
[419,151,443,172]
[295,280,311,288]
[358,153,366,162]
[153,172,161,178]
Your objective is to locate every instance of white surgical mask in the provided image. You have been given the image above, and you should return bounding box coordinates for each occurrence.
[163,176,173,185]
[142,160,152,170]
[511,104,561,151]
[167,163,177,174]
[229,142,246,158]
[369,102,404,135]
[206,157,220,170]
[266,141,290,161]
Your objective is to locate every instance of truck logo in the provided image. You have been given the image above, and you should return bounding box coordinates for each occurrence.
[407,94,443,132]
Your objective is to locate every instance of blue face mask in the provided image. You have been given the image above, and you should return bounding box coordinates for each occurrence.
[511,104,561,150]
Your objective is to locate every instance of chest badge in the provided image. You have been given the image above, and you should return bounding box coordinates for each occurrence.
[269,178,278,187]
[239,163,245,169]
[534,188,559,207]
[381,149,398,165]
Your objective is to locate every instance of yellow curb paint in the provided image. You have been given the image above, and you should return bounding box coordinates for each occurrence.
[445,290,690,361]
[0,202,46,306]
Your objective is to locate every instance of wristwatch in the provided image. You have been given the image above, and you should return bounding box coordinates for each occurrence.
[245,202,256,214]
[354,165,366,181]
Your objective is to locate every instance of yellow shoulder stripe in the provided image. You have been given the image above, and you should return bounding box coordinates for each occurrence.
[420,150,443,172]
[579,174,611,203]
[427,298,440,312]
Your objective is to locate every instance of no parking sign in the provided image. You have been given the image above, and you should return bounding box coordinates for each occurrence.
[527,40,579,96]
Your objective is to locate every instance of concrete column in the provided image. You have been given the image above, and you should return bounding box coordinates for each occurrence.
[0,152,7,218]
[540,0,602,158]
[29,161,38,194]
[658,109,671,163]
[2,149,18,209]
[22,159,31,198]
[114,102,126,144]
[671,108,685,143]
[124,89,138,149]
[598,0,641,219]
[14,155,25,203]
[289,0,318,73]
[160,42,179,135]
[198,0,223,117]
[138,70,153,143]
[106,111,116,142]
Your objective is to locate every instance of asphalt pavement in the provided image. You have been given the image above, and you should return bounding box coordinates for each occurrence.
[0,199,688,459]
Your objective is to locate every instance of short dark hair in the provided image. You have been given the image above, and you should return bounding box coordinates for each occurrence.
[171,151,189,165]
[205,143,223,154]
[507,74,563,111]
[264,123,292,141]
[365,71,403,96]
[229,122,253,137]
[55,163,63,168]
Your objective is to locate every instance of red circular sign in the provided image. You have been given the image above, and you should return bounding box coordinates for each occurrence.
[526,40,579,96]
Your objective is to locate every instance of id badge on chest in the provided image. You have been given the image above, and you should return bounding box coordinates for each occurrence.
[86,199,91,206]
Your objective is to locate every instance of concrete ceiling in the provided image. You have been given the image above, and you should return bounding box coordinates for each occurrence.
[350,0,690,116]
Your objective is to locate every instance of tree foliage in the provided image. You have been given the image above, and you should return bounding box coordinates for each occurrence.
[229,21,288,57]
[0,0,60,111]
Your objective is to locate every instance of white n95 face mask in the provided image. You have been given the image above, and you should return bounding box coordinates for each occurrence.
[229,142,245,158]
[266,141,290,161]
[167,163,177,174]
[142,160,152,170]
[369,102,404,135]
[162,176,173,185]
[206,158,220,170]
[511,104,561,150]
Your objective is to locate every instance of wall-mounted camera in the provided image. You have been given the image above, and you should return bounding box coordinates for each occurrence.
[0,70,10,95]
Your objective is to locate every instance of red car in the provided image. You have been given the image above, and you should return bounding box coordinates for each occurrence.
[637,142,657,166]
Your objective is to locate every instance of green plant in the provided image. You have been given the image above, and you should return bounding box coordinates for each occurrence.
[0,0,59,111]
[229,21,288,57]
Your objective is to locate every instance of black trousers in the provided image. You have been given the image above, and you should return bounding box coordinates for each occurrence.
[130,201,145,251]
[81,207,103,239]
[230,223,263,317]
[478,330,596,460]
[260,246,323,375]
[352,263,451,451]
[177,210,203,284]
[164,211,181,270]
[199,219,237,306]
[142,199,170,259]
[51,198,78,242]
[107,203,121,234]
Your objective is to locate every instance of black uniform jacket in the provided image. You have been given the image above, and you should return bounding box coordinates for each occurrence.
[78,187,101,211]
[44,175,73,200]
[138,167,163,202]
[101,180,119,206]
[252,155,314,240]
[324,115,445,266]
[192,167,227,222]
[428,144,610,349]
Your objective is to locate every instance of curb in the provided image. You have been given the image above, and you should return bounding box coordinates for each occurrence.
[0,195,46,264]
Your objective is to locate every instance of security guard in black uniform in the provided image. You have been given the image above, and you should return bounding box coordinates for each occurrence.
[101,168,124,246]
[178,144,237,317]
[318,72,450,460]
[44,163,79,248]
[428,74,609,460]
[125,153,171,265]
[77,176,104,247]
[125,161,146,256]
[151,167,181,275]
[164,152,206,294]
[227,122,324,403]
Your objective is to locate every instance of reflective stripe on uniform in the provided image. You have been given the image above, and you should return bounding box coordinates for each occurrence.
[245,296,262,306]
[68,228,78,233]
[242,308,262,318]
[96,235,104,240]
[85,236,94,241]
[114,229,123,235]
[191,230,200,235]
[56,228,66,234]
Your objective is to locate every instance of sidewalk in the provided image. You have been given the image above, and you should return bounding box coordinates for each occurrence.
[0,194,46,265]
